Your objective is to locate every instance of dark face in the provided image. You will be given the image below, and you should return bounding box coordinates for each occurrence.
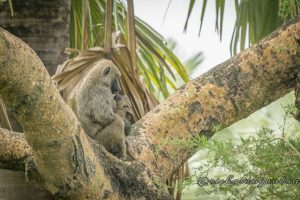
[124,111,132,136]
[125,112,132,121]
[111,78,121,94]
[124,116,132,136]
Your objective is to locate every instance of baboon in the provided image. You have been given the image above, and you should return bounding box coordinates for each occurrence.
[114,94,136,160]
[114,94,133,136]
[93,116,126,159]
[76,59,126,159]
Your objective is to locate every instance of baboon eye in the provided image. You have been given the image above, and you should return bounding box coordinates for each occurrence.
[123,105,129,109]
[103,66,111,76]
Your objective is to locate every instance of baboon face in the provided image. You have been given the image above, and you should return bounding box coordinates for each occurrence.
[102,65,121,94]
[114,94,133,136]
[114,94,133,120]
[125,112,132,121]
[111,78,121,94]
[114,94,132,111]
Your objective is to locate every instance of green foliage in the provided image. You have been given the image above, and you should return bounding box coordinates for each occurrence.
[189,128,300,199]
[183,0,299,55]
[231,0,283,55]
[158,38,204,100]
[166,38,204,77]
[182,93,300,199]
[279,0,300,21]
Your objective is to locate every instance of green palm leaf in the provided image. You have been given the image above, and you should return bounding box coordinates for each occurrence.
[183,0,299,55]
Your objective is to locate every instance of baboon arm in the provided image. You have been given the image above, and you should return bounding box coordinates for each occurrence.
[93,102,116,125]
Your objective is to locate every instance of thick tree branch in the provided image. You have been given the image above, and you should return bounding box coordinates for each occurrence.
[0,27,172,199]
[129,17,300,180]
[0,27,115,199]
[0,127,172,199]
[0,128,32,171]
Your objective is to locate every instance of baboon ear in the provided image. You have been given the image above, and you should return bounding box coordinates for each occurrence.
[103,66,111,76]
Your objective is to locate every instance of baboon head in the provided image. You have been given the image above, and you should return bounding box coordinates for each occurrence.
[114,94,133,117]
[98,59,121,94]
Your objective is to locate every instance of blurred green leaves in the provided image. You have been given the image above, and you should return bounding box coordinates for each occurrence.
[279,0,300,20]
[231,0,283,55]
[183,0,299,55]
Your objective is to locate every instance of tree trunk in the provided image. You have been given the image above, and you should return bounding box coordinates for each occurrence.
[0,0,70,75]
[0,17,299,199]
[0,1,70,199]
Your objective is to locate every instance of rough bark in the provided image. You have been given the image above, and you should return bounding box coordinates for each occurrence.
[0,27,113,199]
[294,72,300,120]
[0,1,70,198]
[0,99,12,130]
[0,27,172,199]
[0,128,32,171]
[0,17,299,199]
[128,17,300,180]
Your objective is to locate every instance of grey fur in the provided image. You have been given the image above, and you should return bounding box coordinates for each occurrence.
[114,94,135,160]
[114,94,133,136]
[76,59,126,159]
[93,117,126,159]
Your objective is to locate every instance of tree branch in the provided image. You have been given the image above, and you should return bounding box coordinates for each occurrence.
[129,17,300,180]
[0,27,172,199]
[0,27,115,199]
[0,128,32,171]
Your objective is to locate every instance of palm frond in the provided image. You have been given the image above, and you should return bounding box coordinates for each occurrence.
[54,0,192,120]
[67,0,189,102]
[279,0,300,21]
[183,0,298,55]
[8,0,13,16]
[183,0,196,33]
[184,52,204,75]
[230,0,283,54]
